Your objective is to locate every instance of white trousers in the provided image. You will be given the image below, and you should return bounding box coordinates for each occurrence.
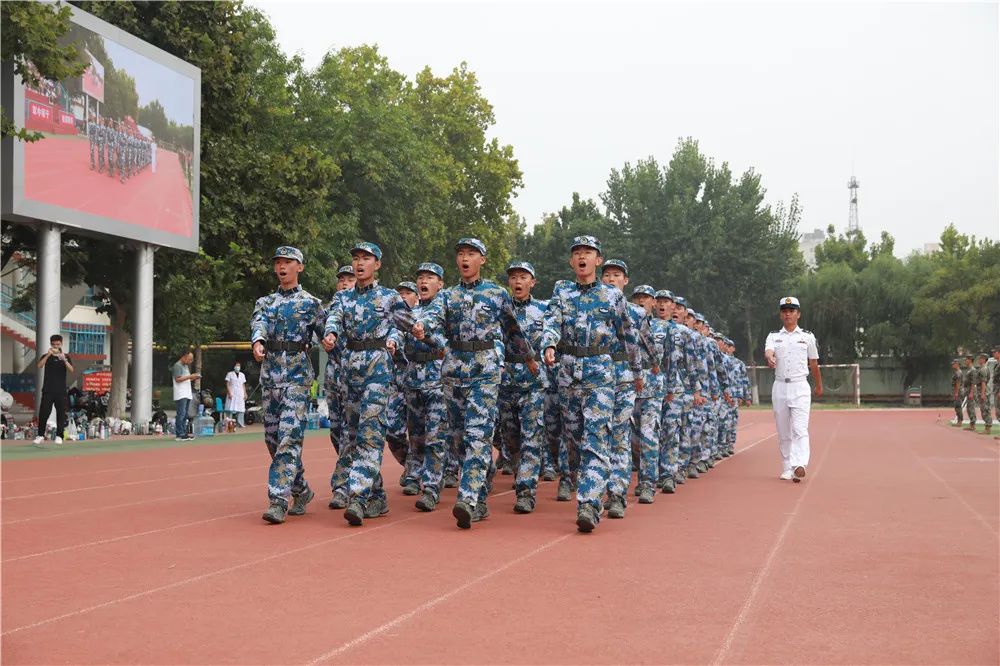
[772,380,811,471]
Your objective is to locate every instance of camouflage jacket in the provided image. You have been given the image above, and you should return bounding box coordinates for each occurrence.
[418,278,532,387]
[400,296,445,390]
[250,285,326,388]
[324,282,414,387]
[502,296,548,392]
[541,280,642,390]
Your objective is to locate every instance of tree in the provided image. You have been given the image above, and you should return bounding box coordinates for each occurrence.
[0,1,87,141]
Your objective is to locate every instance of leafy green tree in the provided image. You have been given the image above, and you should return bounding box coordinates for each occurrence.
[102,67,138,119]
[0,1,87,141]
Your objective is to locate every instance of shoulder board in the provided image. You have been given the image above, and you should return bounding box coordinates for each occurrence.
[770,329,781,335]
[800,328,812,335]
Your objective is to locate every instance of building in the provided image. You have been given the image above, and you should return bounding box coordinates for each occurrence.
[1,259,110,414]
[799,228,826,268]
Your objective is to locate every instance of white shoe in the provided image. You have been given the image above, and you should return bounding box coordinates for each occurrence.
[33,436,44,445]
[779,470,793,480]
[54,436,63,444]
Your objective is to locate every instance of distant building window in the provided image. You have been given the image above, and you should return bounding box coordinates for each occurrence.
[62,322,107,356]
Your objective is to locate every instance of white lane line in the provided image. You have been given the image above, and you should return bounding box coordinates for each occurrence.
[711,418,840,665]
[1,450,264,484]
[306,533,573,665]
[1,514,422,636]
[911,451,999,539]
[3,453,337,500]
[2,483,260,525]
[733,432,777,456]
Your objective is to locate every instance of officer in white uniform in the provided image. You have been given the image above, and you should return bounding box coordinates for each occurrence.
[764,297,823,482]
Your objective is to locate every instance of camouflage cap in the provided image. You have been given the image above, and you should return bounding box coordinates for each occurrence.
[351,241,383,261]
[455,238,487,256]
[686,307,696,316]
[396,281,418,294]
[601,259,628,276]
[570,235,602,254]
[506,261,536,277]
[655,289,675,301]
[696,313,707,324]
[336,265,355,277]
[417,262,444,279]
[674,295,688,307]
[272,246,304,263]
[631,285,656,298]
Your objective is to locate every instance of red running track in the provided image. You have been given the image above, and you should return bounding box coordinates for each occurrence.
[23,135,193,237]
[1,410,996,664]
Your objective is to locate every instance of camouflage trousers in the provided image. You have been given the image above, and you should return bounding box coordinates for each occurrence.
[405,385,448,499]
[561,384,614,517]
[728,404,740,448]
[659,394,685,481]
[325,385,345,454]
[446,382,500,507]
[632,394,663,491]
[608,382,637,500]
[263,385,311,509]
[498,385,546,497]
[333,381,392,510]
[964,391,976,424]
[972,391,993,426]
[386,381,418,483]
[542,389,561,476]
[701,399,721,460]
[953,394,963,422]
[684,394,706,468]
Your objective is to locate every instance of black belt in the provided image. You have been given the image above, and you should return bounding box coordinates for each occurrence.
[346,337,387,352]
[406,349,444,363]
[505,353,533,363]
[611,352,628,363]
[266,341,310,352]
[449,338,494,352]
[557,343,611,358]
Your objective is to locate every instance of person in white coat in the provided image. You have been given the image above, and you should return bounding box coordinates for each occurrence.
[764,297,823,482]
[225,362,248,427]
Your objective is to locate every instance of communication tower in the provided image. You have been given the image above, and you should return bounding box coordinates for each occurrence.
[847,175,860,233]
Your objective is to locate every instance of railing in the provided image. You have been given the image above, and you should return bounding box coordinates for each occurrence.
[62,322,107,356]
[0,283,37,328]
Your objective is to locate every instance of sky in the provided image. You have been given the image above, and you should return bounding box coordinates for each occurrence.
[102,36,195,126]
[251,0,999,256]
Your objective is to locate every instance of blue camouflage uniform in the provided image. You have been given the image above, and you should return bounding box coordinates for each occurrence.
[325,266,353,502]
[324,242,415,520]
[250,246,326,511]
[627,286,668,498]
[654,291,686,487]
[418,239,534,520]
[727,342,749,453]
[498,262,549,506]
[401,264,449,505]
[602,261,640,509]
[674,301,709,479]
[540,237,642,526]
[541,343,563,480]
[690,317,717,468]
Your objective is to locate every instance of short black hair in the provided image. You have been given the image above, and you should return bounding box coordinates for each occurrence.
[50,334,63,343]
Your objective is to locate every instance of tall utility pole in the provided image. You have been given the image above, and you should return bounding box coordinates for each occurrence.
[847,175,860,233]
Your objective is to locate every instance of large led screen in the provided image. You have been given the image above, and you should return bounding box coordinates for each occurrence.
[2,5,200,252]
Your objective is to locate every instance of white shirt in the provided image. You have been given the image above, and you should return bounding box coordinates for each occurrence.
[764,326,818,381]
[172,361,193,401]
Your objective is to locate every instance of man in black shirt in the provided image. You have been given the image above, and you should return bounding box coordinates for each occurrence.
[34,334,73,444]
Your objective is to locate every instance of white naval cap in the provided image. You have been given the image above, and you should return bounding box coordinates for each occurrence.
[779,296,801,310]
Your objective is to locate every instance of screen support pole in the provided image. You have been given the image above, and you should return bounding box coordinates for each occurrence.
[131,243,154,426]
[35,223,62,412]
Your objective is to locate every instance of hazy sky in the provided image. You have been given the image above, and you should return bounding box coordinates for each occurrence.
[252,0,999,255]
[103,38,195,126]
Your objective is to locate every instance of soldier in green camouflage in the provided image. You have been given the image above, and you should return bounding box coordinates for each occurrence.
[950,359,963,426]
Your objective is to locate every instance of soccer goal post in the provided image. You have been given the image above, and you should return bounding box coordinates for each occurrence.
[747,363,861,406]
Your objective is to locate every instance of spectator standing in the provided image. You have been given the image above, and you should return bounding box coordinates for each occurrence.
[172,351,199,441]
[225,361,248,427]
[33,334,73,444]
